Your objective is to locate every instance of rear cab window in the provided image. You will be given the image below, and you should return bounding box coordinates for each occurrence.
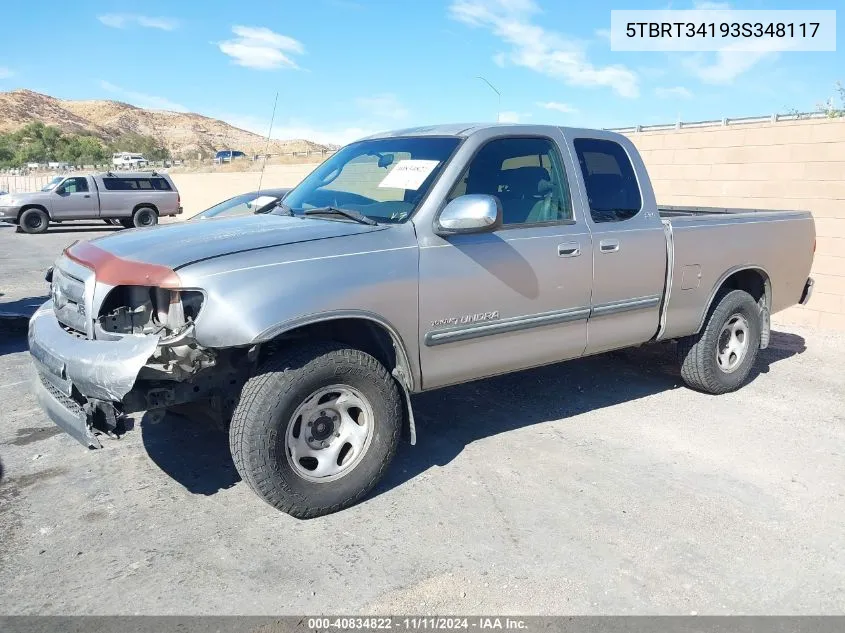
[573,138,642,223]
[102,177,172,191]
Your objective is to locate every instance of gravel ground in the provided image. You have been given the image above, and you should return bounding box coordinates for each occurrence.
[0,321,843,615]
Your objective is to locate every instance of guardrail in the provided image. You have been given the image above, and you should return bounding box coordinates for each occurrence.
[606,111,831,133]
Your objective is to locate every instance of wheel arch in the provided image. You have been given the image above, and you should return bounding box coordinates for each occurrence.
[133,202,159,215]
[696,266,771,339]
[254,311,418,393]
[18,204,50,221]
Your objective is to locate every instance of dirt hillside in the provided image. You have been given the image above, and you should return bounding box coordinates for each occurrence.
[0,89,329,158]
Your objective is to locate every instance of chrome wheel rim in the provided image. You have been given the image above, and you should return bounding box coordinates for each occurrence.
[137,211,154,226]
[285,385,374,482]
[716,313,749,373]
[25,214,43,229]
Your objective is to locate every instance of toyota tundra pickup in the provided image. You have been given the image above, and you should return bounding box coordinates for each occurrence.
[28,124,816,518]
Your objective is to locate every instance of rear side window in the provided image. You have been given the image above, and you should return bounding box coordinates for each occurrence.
[573,138,642,223]
[103,177,169,191]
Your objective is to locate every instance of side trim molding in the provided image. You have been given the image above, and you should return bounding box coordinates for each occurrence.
[590,295,662,317]
[424,306,590,347]
[424,295,662,347]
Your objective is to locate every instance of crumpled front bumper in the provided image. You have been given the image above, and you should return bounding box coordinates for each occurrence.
[28,301,159,448]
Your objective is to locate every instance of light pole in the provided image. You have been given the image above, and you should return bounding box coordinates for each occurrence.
[475,76,501,123]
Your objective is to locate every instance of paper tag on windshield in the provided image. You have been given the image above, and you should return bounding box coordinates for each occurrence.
[378,160,440,190]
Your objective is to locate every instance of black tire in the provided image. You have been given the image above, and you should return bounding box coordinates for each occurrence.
[18,208,49,234]
[229,341,402,518]
[132,206,158,228]
[104,219,120,226]
[119,219,134,229]
[677,289,761,394]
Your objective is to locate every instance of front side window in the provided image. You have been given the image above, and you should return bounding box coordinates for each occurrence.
[57,177,88,194]
[280,137,461,223]
[446,137,573,226]
[573,138,642,223]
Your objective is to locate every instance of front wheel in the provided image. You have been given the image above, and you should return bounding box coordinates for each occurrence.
[677,289,761,394]
[229,342,402,518]
[18,208,49,234]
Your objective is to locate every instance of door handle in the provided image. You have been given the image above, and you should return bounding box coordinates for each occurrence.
[600,239,620,253]
[558,242,581,258]
[83,194,91,198]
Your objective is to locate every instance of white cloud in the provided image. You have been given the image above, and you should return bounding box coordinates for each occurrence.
[99,80,188,112]
[355,93,409,120]
[693,1,731,8]
[218,25,304,70]
[682,43,779,84]
[655,86,693,99]
[98,14,178,31]
[449,0,639,98]
[498,111,524,123]
[0,67,14,80]
[536,101,578,113]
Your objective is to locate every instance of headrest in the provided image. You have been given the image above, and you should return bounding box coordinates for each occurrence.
[499,166,551,194]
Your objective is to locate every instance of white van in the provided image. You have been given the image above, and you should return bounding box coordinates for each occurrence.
[112,152,148,169]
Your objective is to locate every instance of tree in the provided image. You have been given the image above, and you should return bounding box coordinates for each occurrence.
[816,81,845,118]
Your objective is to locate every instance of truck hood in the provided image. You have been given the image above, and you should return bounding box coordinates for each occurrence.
[84,213,387,270]
[3,191,50,205]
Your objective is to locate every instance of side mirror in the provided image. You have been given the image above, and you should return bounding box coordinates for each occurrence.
[436,194,502,235]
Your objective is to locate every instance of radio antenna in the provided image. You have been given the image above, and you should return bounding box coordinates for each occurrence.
[257,91,279,194]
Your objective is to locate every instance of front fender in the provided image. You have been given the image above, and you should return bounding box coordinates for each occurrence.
[176,224,421,379]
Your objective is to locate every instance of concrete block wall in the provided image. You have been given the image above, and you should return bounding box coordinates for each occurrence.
[621,117,845,330]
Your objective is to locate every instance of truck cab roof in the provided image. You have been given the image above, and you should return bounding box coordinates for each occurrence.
[361,122,629,143]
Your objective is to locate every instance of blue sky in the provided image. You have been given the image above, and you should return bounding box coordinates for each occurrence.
[0,0,842,145]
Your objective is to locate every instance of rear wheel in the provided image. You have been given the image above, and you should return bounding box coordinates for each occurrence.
[18,208,49,234]
[677,289,761,394]
[132,206,158,228]
[229,341,402,518]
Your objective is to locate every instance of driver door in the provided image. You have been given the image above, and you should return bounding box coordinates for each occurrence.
[52,177,97,219]
[417,135,593,390]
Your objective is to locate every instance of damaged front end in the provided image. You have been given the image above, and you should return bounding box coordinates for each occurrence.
[30,273,251,449]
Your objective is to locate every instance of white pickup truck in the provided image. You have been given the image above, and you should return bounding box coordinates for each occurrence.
[29,123,815,517]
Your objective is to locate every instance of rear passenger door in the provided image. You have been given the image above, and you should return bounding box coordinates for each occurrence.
[51,177,97,219]
[572,136,666,354]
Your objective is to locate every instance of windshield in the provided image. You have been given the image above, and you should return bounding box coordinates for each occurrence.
[41,176,64,192]
[194,192,281,219]
[279,137,461,223]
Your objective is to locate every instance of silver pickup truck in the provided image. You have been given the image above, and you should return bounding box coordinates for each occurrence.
[0,172,181,233]
[28,124,815,518]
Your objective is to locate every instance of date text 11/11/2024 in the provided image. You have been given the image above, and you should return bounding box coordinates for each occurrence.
[306,617,528,630]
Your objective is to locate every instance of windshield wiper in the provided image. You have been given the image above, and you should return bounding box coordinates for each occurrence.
[303,206,377,226]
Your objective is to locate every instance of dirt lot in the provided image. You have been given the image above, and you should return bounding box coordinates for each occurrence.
[0,317,843,614]
[1,222,844,615]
